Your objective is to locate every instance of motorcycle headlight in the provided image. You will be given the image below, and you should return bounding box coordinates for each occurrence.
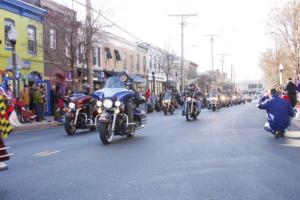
[221,96,226,101]
[103,99,113,109]
[212,97,217,101]
[68,102,76,109]
[187,97,192,101]
[115,100,121,107]
[96,101,102,107]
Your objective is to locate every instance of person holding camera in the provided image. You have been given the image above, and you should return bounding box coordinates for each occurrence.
[257,88,295,138]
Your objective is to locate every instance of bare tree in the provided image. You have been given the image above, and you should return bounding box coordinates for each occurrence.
[269,0,300,77]
[161,48,177,88]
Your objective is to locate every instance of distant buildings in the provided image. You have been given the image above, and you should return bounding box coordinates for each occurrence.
[238,80,264,94]
[0,0,200,115]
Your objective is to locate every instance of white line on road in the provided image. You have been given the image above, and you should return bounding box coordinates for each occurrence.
[34,150,61,157]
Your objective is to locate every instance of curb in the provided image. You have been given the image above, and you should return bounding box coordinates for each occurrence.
[13,121,59,132]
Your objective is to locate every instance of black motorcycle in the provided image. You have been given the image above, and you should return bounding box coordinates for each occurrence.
[184,91,200,121]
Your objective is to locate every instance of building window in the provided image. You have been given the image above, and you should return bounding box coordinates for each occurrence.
[124,52,127,70]
[137,54,140,71]
[78,44,84,64]
[4,18,15,49]
[130,55,134,69]
[27,25,37,54]
[93,47,100,66]
[143,56,146,72]
[50,28,56,49]
[65,36,70,57]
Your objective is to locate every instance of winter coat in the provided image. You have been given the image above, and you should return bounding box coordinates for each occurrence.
[257,95,295,131]
[285,81,297,95]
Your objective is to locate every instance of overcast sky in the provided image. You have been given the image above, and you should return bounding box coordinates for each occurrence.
[54,0,281,82]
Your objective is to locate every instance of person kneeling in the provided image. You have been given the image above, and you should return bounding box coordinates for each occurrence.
[257,88,295,138]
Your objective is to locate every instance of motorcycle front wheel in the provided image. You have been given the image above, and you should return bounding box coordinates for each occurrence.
[186,106,191,121]
[99,123,113,144]
[164,107,168,115]
[64,117,76,135]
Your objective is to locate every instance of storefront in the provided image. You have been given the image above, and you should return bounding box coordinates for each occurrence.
[148,72,167,94]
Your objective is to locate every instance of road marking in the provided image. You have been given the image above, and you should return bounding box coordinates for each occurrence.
[34,150,61,157]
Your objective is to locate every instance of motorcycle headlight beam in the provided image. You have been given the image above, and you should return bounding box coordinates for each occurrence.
[115,100,121,107]
[187,97,192,101]
[68,102,76,109]
[96,101,102,107]
[103,99,113,109]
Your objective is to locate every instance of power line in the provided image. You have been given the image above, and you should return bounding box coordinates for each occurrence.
[71,0,144,42]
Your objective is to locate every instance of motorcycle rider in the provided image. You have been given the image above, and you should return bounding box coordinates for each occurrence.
[119,71,144,123]
[182,83,202,116]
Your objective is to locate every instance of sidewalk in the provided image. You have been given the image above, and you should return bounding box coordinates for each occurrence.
[13,116,60,132]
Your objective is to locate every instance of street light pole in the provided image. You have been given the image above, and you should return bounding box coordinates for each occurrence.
[8,28,18,97]
[279,64,284,86]
[152,72,155,94]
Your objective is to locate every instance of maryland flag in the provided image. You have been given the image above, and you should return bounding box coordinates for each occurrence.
[0,94,13,139]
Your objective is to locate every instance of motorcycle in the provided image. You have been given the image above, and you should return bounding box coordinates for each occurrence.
[207,95,220,111]
[162,93,175,115]
[184,91,200,121]
[92,76,147,144]
[64,93,100,135]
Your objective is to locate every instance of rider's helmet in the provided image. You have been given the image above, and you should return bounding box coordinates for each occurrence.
[119,70,129,82]
[82,83,91,95]
[189,83,196,90]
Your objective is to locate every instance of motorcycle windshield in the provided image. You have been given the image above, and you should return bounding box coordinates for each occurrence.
[164,93,172,100]
[104,77,125,88]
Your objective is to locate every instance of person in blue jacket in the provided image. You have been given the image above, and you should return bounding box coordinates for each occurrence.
[257,88,295,138]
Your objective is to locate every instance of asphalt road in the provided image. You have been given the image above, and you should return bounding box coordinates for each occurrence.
[1,102,300,200]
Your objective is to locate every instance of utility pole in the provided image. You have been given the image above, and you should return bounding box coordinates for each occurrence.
[86,0,94,92]
[217,53,230,85]
[168,13,197,91]
[204,34,220,80]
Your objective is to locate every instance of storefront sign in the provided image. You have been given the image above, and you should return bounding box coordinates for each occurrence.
[148,73,167,82]
[22,60,31,69]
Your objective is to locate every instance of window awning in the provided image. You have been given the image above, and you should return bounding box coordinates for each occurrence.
[130,74,145,83]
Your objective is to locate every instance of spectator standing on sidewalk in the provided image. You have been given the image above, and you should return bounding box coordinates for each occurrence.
[257,88,295,138]
[285,78,297,107]
[20,85,30,110]
[33,87,44,122]
[50,88,58,115]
